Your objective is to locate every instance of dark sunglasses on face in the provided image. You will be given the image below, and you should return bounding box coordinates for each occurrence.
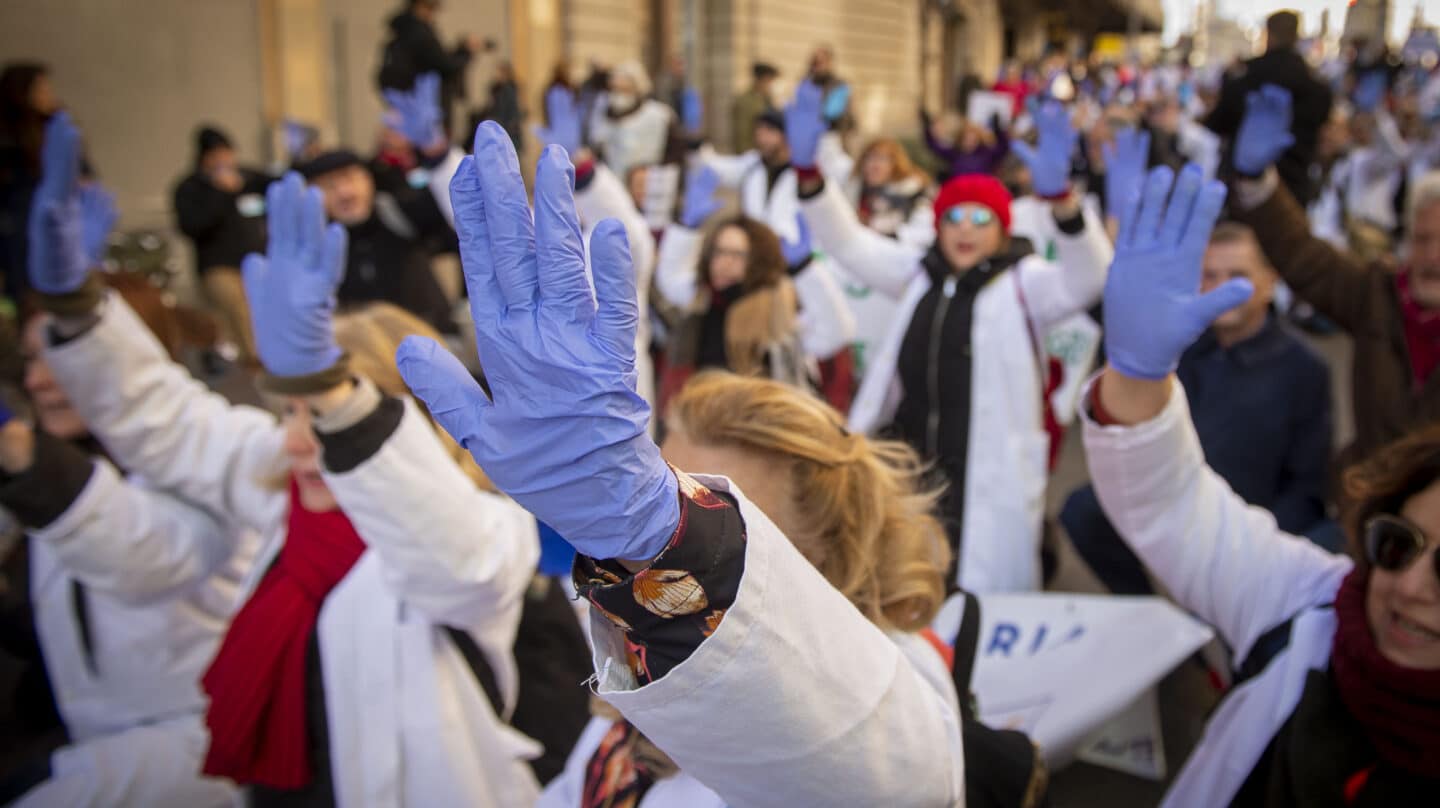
[1364,514,1440,581]
[941,205,996,228]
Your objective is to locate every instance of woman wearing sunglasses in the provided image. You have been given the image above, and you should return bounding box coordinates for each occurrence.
[796,100,1113,593]
[1085,161,1439,806]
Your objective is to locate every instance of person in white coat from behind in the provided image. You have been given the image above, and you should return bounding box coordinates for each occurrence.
[28,119,541,805]
[395,121,965,807]
[588,61,676,182]
[798,98,1113,593]
[1083,157,1440,805]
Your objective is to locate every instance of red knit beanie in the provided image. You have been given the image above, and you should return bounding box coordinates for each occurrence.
[933,174,1013,233]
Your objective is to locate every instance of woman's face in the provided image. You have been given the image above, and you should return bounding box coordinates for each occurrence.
[1367,480,1440,669]
[938,205,1004,271]
[22,314,87,440]
[28,74,57,116]
[283,400,339,513]
[861,149,895,187]
[660,427,797,539]
[959,126,981,152]
[708,225,750,292]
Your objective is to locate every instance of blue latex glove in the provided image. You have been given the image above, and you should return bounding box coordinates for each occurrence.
[241,172,348,378]
[396,121,680,562]
[382,72,445,151]
[1354,70,1388,114]
[79,183,117,266]
[780,212,813,268]
[681,86,703,133]
[0,400,12,428]
[1011,100,1077,197]
[533,85,583,155]
[27,112,90,295]
[1102,126,1151,230]
[822,83,851,123]
[1105,164,1253,381]
[1233,84,1296,176]
[680,166,724,229]
[784,80,827,169]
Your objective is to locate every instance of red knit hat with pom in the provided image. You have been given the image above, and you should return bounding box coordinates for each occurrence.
[933,174,1013,233]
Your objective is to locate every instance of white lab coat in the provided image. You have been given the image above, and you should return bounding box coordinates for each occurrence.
[17,461,257,807]
[590,99,675,181]
[1082,378,1352,807]
[804,184,1112,592]
[573,474,965,807]
[44,295,543,808]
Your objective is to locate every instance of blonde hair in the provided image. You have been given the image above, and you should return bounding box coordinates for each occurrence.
[334,303,494,492]
[857,137,927,185]
[666,371,949,632]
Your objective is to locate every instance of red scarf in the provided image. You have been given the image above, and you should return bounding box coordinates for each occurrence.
[1331,566,1440,777]
[201,481,366,789]
[1396,271,1440,390]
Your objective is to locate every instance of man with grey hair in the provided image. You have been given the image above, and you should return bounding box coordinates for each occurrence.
[1232,84,1440,466]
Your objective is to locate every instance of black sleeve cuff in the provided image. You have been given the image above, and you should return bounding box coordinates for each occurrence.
[573,473,747,685]
[797,177,826,201]
[0,432,96,529]
[316,395,404,473]
[1054,209,1086,235]
[787,254,814,277]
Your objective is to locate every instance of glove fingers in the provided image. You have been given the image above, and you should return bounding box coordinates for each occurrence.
[1158,164,1203,249]
[474,121,539,310]
[396,335,492,449]
[448,153,506,330]
[1193,278,1255,324]
[533,145,593,313]
[1128,166,1175,248]
[240,253,269,321]
[588,218,639,366]
[321,223,349,289]
[298,186,327,271]
[1181,179,1228,256]
[1011,140,1038,170]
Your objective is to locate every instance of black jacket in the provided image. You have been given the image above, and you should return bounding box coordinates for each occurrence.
[172,169,272,274]
[1206,49,1333,205]
[340,192,456,335]
[379,11,473,135]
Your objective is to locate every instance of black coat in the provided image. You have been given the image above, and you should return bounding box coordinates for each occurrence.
[1206,49,1333,206]
[172,169,272,274]
[340,192,456,335]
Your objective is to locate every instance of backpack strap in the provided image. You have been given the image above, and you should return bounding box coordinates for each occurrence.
[1231,605,1333,689]
[952,590,982,720]
[442,626,506,720]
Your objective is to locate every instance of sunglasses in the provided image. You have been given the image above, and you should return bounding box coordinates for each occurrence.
[941,206,996,228]
[1364,514,1440,581]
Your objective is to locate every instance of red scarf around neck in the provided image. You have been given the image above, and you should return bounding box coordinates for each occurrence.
[1331,566,1440,777]
[1396,271,1440,390]
[201,480,366,789]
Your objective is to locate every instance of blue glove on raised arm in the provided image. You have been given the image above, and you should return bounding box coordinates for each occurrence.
[241,172,348,380]
[1233,84,1296,176]
[784,80,827,169]
[382,72,445,152]
[79,183,117,267]
[27,112,90,295]
[1102,126,1151,229]
[1104,164,1253,381]
[1011,100,1077,197]
[533,85,583,156]
[396,121,679,563]
[682,86,703,134]
[822,83,851,123]
[680,166,724,229]
[780,212,813,268]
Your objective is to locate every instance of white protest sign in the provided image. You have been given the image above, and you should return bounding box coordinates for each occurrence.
[967,90,1014,128]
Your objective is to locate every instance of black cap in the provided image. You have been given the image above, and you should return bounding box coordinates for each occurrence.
[196,125,233,157]
[295,149,364,180]
[755,109,785,132]
[753,62,779,81]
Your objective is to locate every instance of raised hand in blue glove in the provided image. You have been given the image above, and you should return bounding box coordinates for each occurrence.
[241,172,348,380]
[382,72,445,153]
[1233,84,1295,176]
[1354,70,1388,114]
[396,121,679,563]
[680,166,724,229]
[681,86,703,134]
[27,112,91,295]
[784,80,827,169]
[780,212,813,268]
[533,85,583,156]
[1011,99,1077,198]
[1102,126,1151,230]
[822,83,851,123]
[79,183,117,266]
[1105,164,1253,381]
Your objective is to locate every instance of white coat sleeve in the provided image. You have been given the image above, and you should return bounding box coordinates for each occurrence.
[1016,204,1114,333]
[801,182,924,301]
[793,256,857,360]
[1082,378,1352,660]
[322,397,539,629]
[43,294,289,534]
[32,459,235,605]
[587,475,964,807]
[816,132,855,184]
[696,146,762,189]
[427,146,465,228]
[654,224,705,308]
